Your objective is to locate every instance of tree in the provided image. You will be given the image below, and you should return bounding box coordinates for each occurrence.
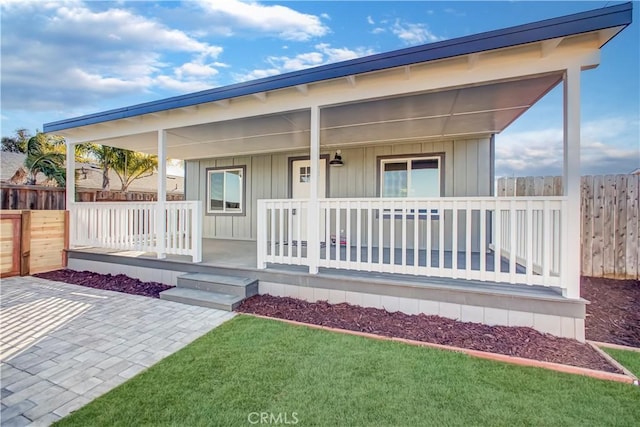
[24,132,66,186]
[111,149,158,191]
[77,144,119,190]
[1,128,31,153]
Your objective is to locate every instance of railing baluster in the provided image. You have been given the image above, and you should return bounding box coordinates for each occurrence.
[356,200,362,266]
[367,201,372,269]
[494,200,502,280]
[346,200,351,264]
[425,202,432,274]
[401,199,407,273]
[480,200,486,281]
[526,200,534,284]
[509,200,517,283]
[412,199,419,274]
[465,202,472,279]
[389,200,395,271]
[438,200,444,272]
[451,200,458,277]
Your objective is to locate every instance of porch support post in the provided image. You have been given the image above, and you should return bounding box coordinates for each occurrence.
[65,140,76,208]
[157,129,167,259]
[65,139,76,246]
[308,105,320,274]
[562,65,581,299]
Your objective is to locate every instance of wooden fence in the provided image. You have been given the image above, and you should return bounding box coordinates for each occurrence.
[0,184,183,209]
[0,210,68,277]
[496,175,639,280]
[0,184,65,210]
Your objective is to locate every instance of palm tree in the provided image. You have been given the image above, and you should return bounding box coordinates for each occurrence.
[77,143,120,190]
[24,132,66,186]
[112,149,158,191]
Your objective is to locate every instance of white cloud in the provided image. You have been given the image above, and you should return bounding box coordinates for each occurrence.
[496,117,639,177]
[367,15,375,25]
[195,0,329,41]
[233,44,376,82]
[0,1,224,112]
[391,19,443,45]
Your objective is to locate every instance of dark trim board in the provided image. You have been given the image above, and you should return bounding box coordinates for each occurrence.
[67,249,586,319]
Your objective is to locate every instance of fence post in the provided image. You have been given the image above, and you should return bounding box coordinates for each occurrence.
[20,210,31,276]
[63,210,70,267]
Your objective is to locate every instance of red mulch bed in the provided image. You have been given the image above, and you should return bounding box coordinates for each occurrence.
[34,269,172,298]
[237,294,618,373]
[583,276,640,347]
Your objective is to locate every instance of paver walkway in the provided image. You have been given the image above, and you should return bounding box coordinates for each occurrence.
[0,276,235,426]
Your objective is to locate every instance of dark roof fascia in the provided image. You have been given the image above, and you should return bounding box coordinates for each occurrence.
[43,2,632,133]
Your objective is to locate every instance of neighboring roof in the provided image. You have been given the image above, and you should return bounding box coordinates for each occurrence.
[0,151,48,183]
[43,2,632,133]
[0,151,183,192]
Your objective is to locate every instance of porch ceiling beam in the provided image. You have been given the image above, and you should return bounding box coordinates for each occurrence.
[345,75,356,87]
[296,84,309,95]
[154,128,311,149]
[541,38,563,57]
[64,49,600,144]
[177,106,199,114]
[215,99,230,108]
[253,92,267,102]
[467,53,480,69]
[321,105,529,131]
[598,26,624,46]
[404,66,411,80]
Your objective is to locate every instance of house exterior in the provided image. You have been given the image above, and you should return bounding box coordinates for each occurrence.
[44,4,632,341]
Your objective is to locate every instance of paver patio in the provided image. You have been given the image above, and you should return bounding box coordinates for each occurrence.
[0,276,235,426]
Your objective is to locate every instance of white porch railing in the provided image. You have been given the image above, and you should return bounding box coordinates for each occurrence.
[257,197,565,288]
[69,201,202,262]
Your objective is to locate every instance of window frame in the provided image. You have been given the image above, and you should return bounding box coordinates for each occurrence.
[205,165,247,216]
[377,153,445,220]
[377,153,444,198]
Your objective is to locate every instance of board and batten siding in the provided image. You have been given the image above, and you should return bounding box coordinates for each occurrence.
[185,137,492,240]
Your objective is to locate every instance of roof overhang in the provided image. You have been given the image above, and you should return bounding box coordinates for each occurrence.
[43,3,632,159]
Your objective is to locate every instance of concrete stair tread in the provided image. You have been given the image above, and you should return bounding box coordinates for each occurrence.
[160,287,245,311]
[178,273,257,286]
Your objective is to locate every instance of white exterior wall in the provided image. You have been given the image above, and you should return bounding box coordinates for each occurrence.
[185,137,492,240]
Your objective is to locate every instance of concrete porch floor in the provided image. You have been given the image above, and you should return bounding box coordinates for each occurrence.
[73,238,525,273]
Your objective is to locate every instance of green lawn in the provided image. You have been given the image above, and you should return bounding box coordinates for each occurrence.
[56,315,639,427]
[603,347,640,378]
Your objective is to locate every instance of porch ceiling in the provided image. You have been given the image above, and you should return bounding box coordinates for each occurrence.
[109,72,562,159]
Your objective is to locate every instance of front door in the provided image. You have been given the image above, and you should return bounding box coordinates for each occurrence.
[291,158,327,244]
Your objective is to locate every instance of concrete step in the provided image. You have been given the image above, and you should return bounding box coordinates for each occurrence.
[177,273,258,298]
[160,287,245,311]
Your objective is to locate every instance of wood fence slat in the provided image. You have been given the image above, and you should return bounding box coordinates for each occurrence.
[581,175,593,277]
[591,175,605,278]
[20,210,31,275]
[602,175,616,278]
[615,175,627,278]
[626,175,638,279]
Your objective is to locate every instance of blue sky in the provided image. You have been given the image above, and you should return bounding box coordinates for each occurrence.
[1,0,638,177]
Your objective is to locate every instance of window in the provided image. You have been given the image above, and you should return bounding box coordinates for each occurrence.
[299,166,311,183]
[206,166,245,214]
[380,156,441,198]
